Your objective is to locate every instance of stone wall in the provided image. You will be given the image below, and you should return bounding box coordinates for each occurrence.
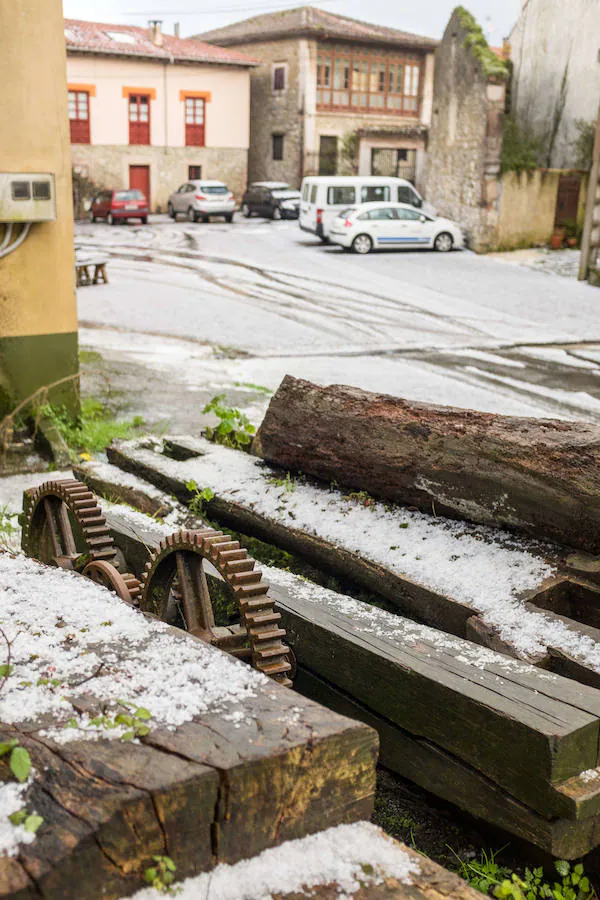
[425,9,507,251]
[229,39,303,186]
[510,0,600,168]
[71,145,248,213]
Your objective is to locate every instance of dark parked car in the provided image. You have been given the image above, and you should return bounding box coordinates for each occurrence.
[90,189,149,225]
[241,182,301,220]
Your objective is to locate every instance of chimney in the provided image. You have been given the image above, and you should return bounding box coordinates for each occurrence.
[174,22,180,38]
[148,19,163,46]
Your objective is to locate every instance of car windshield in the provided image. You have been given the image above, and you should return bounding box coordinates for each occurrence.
[336,207,355,217]
[115,190,143,201]
[199,185,228,195]
[271,190,300,199]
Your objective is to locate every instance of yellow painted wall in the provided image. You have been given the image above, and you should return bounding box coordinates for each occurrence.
[497,169,586,250]
[0,0,77,340]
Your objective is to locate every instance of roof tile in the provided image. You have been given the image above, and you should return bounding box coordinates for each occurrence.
[64,18,260,66]
[195,5,438,50]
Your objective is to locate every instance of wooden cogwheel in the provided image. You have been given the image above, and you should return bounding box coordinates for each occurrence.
[22,479,141,606]
[140,528,293,686]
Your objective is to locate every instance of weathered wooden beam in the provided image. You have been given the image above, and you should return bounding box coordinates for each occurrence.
[0,555,377,900]
[103,508,600,843]
[252,376,600,554]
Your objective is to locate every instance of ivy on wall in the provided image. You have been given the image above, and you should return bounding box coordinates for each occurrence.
[455,7,509,79]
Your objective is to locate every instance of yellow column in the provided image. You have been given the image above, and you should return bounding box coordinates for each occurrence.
[0,0,79,416]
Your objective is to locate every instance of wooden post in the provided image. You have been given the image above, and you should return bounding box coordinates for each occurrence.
[578,102,600,281]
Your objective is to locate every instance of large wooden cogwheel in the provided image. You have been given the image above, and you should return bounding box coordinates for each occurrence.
[22,479,142,605]
[140,529,294,687]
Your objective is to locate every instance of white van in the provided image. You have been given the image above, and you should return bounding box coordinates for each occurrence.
[299,176,428,240]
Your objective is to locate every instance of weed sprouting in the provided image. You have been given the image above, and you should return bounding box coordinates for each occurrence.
[43,398,145,458]
[202,394,256,451]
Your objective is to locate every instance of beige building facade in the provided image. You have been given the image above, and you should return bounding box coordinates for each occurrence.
[197,7,437,192]
[65,20,257,210]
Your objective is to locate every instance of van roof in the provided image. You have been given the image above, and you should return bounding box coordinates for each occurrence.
[301,175,414,185]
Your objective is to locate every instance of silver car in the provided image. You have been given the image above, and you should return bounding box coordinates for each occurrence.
[167,180,236,223]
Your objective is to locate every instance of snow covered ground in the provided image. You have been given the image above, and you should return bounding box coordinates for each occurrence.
[74,217,600,431]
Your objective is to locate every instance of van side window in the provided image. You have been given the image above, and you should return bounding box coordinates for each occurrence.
[327,186,355,205]
[310,185,318,203]
[302,183,310,201]
[398,185,422,207]
[361,185,390,203]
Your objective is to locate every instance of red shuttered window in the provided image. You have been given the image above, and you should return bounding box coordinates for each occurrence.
[129,94,150,145]
[68,90,90,144]
[185,97,205,147]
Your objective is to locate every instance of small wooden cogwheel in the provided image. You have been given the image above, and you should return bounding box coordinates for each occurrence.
[140,528,294,686]
[22,479,141,605]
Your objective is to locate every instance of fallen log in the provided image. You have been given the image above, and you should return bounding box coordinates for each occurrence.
[252,376,600,554]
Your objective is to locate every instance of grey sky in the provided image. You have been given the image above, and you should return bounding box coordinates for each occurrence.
[61,0,522,43]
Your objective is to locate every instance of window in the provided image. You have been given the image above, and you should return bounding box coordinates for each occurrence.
[189,165,202,180]
[310,184,318,204]
[319,135,338,175]
[273,64,286,91]
[115,190,144,201]
[68,90,90,143]
[185,97,205,147]
[105,30,137,44]
[361,185,390,203]
[316,42,422,116]
[370,207,397,220]
[398,185,421,207]
[272,133,284,161]
[302,183,310,201]
[396,208,422,220]
[129,94,150,145]
[327,186,355,205]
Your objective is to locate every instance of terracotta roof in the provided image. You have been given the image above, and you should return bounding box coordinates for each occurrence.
[194,6,438,51]
[64,19,260,66]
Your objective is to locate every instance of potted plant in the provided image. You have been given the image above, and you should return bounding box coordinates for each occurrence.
[564,220,579,248]
[551,226,566,250]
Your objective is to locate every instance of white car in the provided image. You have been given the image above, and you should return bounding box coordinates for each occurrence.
[329,202,464,254]
[167,180,236,223]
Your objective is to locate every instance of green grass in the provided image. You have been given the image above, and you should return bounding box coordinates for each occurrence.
[43,398,145,457]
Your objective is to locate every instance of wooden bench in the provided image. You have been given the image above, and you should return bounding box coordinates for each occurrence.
[75,257,108,287]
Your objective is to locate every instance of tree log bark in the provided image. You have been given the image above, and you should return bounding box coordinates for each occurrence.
[253,376,600,554]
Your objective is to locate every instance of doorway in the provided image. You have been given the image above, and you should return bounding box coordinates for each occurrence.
[129,165,151,205]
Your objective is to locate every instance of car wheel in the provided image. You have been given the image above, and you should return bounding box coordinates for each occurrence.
[202,215,209,223]
[225,213,234,223]
[140,216,148,225]
[352,234,372,255]
[434,232,453,252]
[107,212,115,226]
[272,206,282,220]
[187,206,197,223]
[168,203,175,219]
[242,203,251,218]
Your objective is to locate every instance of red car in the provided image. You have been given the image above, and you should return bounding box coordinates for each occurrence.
[90,189,148,225]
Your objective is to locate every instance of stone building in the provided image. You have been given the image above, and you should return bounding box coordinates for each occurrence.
[195,7,437,191]
[65,20,258,210]
[425,8,509,251]
[510,0,600,169]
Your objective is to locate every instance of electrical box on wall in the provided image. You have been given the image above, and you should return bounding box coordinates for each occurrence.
[0,173,56,223]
